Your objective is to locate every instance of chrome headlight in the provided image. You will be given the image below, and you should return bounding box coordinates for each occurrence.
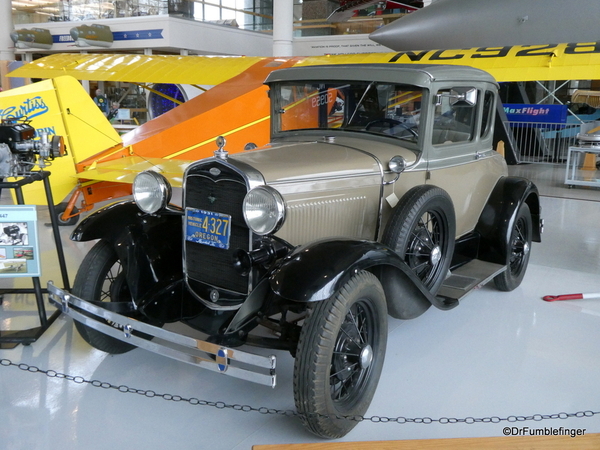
[243,186,286,235]
[133,171,172,214]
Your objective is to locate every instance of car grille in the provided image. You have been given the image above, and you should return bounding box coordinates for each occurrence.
[184,162,250,295]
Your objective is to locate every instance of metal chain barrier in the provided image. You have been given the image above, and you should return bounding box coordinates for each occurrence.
[2,358,599,425]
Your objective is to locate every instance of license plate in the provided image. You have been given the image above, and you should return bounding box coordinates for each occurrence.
[185,208,231,249]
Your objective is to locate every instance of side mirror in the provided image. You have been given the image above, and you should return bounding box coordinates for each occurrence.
[450,88,477,106]
[435,88,477,106]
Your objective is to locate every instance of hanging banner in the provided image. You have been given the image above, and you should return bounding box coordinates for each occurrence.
[503,103,568,123]
[0,205,41,277]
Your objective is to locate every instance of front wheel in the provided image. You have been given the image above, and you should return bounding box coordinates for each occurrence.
[72,239,151,354]
[293,271,388,439]
[382,185,455,294]
[494,203,533,291]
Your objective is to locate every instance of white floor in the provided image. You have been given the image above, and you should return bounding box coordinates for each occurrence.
[1,165,599,449]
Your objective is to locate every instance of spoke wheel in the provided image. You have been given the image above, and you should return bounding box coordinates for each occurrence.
[330,302,376,404]
[294,271,387,439]
[494,203,533,291]
[405,210,445,287]
[382,185,455,294]
[72,240,148,354]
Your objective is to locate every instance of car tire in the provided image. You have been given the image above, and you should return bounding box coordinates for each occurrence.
[382,185,456,294]
[72,239,154,354]
[293,271,387,439]
[54,202,79,226]
[494,203,533,291]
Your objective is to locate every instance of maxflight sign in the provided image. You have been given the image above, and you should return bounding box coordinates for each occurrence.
[504,104,568,123]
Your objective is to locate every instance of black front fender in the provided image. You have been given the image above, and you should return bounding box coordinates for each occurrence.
[72,200,147,242]
[269,239,457,319]
[476,176,541,265]
[71,200,186,321]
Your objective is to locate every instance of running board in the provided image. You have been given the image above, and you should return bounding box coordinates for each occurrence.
[437,260,506,303]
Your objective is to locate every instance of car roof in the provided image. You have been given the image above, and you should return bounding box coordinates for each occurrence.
[264,63,498,88]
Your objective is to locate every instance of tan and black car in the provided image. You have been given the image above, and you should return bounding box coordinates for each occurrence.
[50,64,542,439]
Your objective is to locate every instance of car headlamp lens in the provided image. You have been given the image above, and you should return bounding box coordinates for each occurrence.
[133,171,172,214]
[243,186,286,235]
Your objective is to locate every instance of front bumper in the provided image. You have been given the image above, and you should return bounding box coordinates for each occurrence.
[47,282,277,388]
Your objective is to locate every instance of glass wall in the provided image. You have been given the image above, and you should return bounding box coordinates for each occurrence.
[12,1,410,36]
[193,1,272,31]
[11,0,275,32]
[12,1,169,23]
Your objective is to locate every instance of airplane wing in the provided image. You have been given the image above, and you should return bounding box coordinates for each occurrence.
[8,53,267,86]
[78,156,190,188]
[295,43,600,82]
[9,43,600,85]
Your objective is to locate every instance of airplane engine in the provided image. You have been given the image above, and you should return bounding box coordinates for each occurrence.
[70,24,113,48]
[10,28,53,50]
[0,121,66,178]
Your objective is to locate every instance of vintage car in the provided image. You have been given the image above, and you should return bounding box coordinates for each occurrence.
[49,64,542,439]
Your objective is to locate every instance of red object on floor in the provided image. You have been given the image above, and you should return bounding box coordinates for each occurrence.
[543,292,600,301]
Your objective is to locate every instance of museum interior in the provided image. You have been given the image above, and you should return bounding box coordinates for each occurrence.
[1,1,599,449]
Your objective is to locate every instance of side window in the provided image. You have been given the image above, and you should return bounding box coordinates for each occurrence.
[278,84,321,131]
[432,88,478,145]
[480,90,495,138]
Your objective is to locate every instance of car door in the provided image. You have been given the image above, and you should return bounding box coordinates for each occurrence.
[425,86,506,237]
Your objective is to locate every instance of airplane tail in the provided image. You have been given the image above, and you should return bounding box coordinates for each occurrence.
[0,76,121,205]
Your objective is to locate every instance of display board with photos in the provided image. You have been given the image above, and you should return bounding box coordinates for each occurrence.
[0,206,40,277]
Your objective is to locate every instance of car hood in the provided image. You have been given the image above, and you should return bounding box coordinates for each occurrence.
[229,137,418,184]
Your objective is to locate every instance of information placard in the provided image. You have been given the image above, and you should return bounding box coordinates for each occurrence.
[0,205,40,277]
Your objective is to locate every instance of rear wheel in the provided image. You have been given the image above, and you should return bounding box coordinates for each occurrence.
[494,203,532,291]
[72,240,148,354]
[294,271,387,439]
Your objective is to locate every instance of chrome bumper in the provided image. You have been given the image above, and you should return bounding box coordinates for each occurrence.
[47,282,276,388]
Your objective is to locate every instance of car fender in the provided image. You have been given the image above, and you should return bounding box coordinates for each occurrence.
[476,176,541,265]
[269,239,458,319]
[71,200,186,321]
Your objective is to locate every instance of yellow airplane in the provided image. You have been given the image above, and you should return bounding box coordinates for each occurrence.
[0,76,121,211]
[3,42,600,223]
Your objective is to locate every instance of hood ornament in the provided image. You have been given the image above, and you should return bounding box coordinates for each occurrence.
[214,136,228,160]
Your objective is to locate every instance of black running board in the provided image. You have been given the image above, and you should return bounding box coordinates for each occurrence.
[437,260,506,303]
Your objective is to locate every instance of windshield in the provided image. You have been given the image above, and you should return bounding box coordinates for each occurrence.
[272,81,423,144]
